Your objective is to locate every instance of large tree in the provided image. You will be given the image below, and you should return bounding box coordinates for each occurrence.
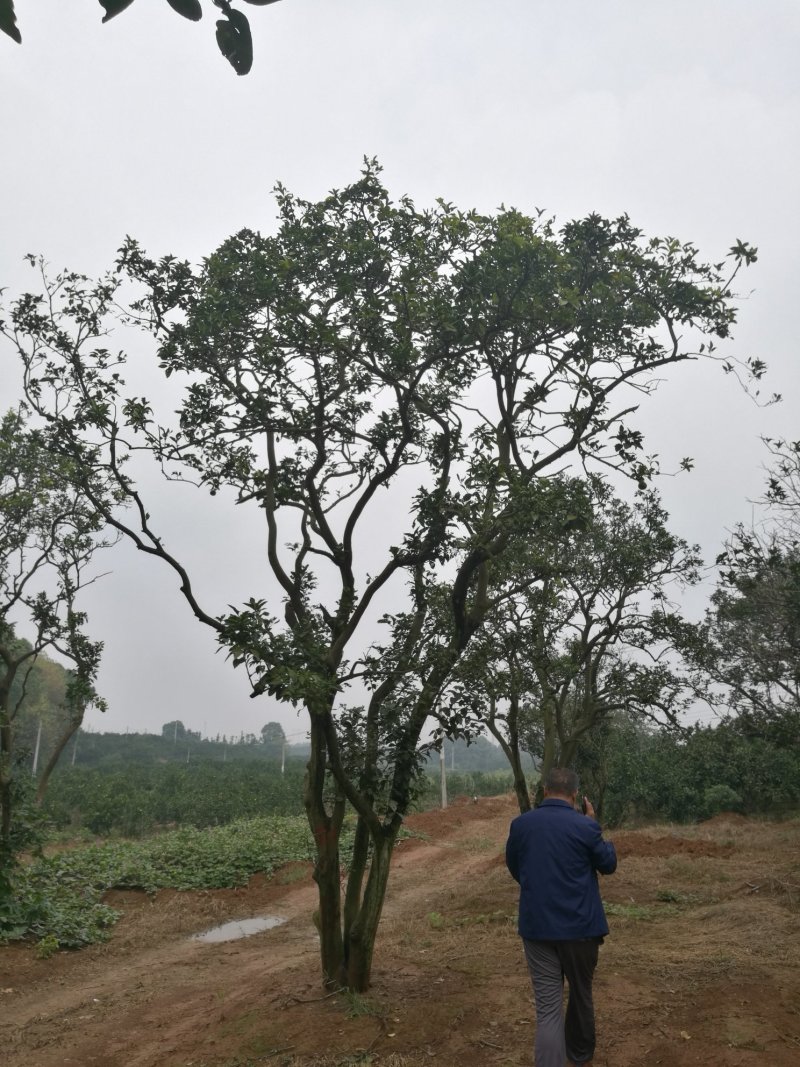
[0,408,113,875]
[2,164,759,988]
[0,0,282,76]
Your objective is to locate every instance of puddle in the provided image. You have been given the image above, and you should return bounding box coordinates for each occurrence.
[192,915,287,943]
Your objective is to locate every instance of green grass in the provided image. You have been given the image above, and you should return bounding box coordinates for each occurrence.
[1,815,325,950]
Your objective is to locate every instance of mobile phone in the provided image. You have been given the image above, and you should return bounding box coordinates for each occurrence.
[581,796,588,814]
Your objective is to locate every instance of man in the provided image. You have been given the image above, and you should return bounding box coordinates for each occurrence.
[505,767,617,1067]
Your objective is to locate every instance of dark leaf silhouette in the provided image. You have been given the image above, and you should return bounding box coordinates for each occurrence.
[165,0,203,20]
[215,7,253,75]
[99,0,136,24]
[0,0,21,43]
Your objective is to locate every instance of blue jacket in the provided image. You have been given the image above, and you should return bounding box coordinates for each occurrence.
[505,798,617,941]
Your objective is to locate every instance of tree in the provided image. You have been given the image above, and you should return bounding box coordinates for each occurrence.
[699,535,800,742]
[0,0,283,76]
[0,408,113,877]
[689,437,800,744]
[9,646,77,781]
[260,719,286,752]
[161,719,187,741]
[447,479,702,812]
[2,163,759,989]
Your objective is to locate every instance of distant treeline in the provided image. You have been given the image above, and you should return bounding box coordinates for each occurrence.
[62,728,308,770]
[37,717,800,839]
[54,726,515,773]
[43,761,515,837]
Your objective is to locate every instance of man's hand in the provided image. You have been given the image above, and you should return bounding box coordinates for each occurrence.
[582,796,596,819]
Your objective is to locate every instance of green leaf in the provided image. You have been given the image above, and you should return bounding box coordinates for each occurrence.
[216,8,253,75]
[99,0,136,23]
[165,0,203,20]
[0,0,21,43]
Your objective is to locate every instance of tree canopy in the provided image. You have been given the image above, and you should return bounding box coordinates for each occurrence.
[1,162,760,988]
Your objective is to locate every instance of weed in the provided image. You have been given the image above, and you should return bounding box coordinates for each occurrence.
[655,888,683,903]
[340,989,384,1019]
[35,933,60,959]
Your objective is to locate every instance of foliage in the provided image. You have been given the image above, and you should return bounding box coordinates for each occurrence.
[0,0,283,77]
[444,477,701,810]
[0,407,115,873]
[0,814,320,948]
[3,163,760,989]
[44,759,307,835]
[678,436,800,743]
[261,719,287,758]
[414,769,519,807]
[579,714,800,826]
[703,536,800,740]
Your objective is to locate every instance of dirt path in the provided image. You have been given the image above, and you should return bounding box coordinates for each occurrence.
[2,796,799,1066]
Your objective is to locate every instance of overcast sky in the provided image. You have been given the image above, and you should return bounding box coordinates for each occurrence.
[2,1,798,739]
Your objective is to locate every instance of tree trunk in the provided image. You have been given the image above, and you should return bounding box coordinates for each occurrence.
[305,713,345,987]
[35,715,83,804]
[343,829,397,992]
[487,713,530,813]
[342,812,371,949]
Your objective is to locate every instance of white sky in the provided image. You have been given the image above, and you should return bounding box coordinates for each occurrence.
[1,0,798,738]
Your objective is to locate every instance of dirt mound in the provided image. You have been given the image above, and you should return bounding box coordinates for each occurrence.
[702,811,750,827]
[611,831,735,858]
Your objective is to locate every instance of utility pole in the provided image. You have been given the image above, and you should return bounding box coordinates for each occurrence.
[440,744,447,810]
[281,740,286,775]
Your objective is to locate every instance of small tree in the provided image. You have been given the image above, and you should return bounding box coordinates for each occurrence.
[449,479,702,812]
[0,408,113,876]
[685,437,800,745]
[161,719,186,741]
[3,164,759,988]
[260,719,286,753]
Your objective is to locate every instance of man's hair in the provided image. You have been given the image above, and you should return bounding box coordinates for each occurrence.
[543,767,579,796]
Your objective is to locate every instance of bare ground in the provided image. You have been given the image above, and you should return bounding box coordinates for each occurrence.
[2,796,799,1067]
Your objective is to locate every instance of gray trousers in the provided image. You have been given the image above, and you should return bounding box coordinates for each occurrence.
[522,937,600,1067]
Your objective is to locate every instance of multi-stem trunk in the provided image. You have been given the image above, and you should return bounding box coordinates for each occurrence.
[304,711,346,987]
[342,824,398,992]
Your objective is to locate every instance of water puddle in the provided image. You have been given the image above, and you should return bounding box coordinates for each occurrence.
[192,915,287,943]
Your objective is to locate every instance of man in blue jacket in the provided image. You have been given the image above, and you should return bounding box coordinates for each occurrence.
[506,767,617,1067]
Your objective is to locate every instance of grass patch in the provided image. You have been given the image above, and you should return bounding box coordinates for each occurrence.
[605,902,660,921]
[1,815,331,950]
[427,909,514,929]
